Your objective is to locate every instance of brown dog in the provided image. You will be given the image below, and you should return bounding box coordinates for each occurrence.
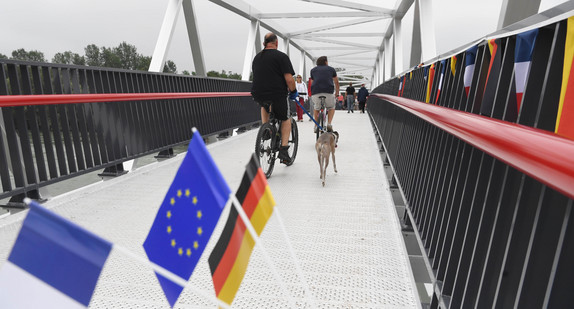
[315,130,339,186]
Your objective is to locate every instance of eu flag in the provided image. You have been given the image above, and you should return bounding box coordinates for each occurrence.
[143,129,231,307]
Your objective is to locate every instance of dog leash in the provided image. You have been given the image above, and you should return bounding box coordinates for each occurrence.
[294,99,324,131]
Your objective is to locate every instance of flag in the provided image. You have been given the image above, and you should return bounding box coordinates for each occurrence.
[0,200,112,308]
[464,45,478,96]
[514,29,538,113]
[399,75,407,97]
[480,39,502,116]
[451,55,457,76]
[208,153,275,306]
[425,63,436,103]
[435,60,446,104]
[556,16,574,140]
[143,129,231,307]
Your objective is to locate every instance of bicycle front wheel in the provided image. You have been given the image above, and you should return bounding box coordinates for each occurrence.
[285,118,298,166]
[255,123,276,178]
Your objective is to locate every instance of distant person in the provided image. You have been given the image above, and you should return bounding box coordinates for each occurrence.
[295,75,308,122]
[357,84,369,113]
[310,56,340,132]
[346,82,356,113]
[251,32,297,165]
[337,93,344,110]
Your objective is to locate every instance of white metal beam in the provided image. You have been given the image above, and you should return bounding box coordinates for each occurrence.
[384,37,392,80]
[379,50,384,83]
[299,0,394,14]
[497,0,541,29]
[208,0,315,63]
[149,0,183,72]
[293,32,384,38]
[305,46,378,51]
[258,11,390,19]
[241,19,259,81]
[330,60,372,67]
[254,29,262,54]
[393,16,403,75]
[283,37,290,56]
[182,0,206,76]
[328,50,375,58]
[298,50,306,79]
[296,36,379,49]
[417,0,437,63]
[409,0,422,68]
[288,17,384,37]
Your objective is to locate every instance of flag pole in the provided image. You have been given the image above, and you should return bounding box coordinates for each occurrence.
[114,244,231,309]
[230,194,298,308]
[272,207,318,307]
[21,198,231,309]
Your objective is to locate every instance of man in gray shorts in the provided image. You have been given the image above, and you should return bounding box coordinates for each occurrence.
[310,56,340,132]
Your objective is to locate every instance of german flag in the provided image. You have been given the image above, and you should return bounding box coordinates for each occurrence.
[208,153,275,305]
[556,16,574,140]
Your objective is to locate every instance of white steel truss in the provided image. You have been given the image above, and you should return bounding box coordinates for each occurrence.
[148,0,544,89]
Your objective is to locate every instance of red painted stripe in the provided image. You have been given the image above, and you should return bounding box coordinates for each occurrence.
[241,169,268,218]
[0,92,251,107]
[516,92,524,112]
[373,94,574,199]
[211,168,269,294]
[211,216,247,294]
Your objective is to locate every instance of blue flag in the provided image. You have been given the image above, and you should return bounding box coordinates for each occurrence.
[0,200,112,308]
[143,129,231,307]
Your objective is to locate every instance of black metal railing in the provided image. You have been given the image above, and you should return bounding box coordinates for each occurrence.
[0,59,258,204]
[368,15,574,309]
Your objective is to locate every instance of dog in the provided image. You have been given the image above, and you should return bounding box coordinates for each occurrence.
[315,130,339,186]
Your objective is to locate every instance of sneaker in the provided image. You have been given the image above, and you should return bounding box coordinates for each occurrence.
[314,126,318,133]
[278,146,292,164]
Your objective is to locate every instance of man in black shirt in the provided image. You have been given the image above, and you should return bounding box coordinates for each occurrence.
[357,83,369,113]
[345,83,356,113]
[251,33,298,164]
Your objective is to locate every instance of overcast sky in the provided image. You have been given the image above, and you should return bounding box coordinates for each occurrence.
[0,0,569,77]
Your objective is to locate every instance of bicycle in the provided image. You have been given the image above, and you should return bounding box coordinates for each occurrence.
[315,95,328,140]
[255,107,299,178]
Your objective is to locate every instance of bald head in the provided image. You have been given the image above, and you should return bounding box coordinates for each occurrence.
[263,33,278,49]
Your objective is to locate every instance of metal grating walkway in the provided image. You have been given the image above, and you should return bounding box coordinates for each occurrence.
[0,111,419,308]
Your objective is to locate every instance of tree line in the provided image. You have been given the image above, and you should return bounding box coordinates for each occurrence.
[0,42,243,80]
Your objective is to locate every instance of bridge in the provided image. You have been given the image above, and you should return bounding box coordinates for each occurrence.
[1,0,574,308]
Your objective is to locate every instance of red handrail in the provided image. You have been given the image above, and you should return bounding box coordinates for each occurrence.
[373,94,574,200]
[0,92,252,108]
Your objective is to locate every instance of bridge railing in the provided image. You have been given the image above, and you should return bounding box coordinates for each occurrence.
[369,15,574,309]
[0,59,256,204]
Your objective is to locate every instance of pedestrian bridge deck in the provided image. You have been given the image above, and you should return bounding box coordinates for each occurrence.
[0,111,420,308]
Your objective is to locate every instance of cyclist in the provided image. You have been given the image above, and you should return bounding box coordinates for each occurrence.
[251,32,298,165]
[310,56,339,133]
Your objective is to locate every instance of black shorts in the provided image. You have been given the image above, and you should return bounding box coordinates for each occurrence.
[255,96,291,121]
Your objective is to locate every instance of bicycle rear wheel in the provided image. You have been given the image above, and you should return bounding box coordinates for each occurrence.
[285,118,298,166]
[255,123,276,178]
[316,109,324,140]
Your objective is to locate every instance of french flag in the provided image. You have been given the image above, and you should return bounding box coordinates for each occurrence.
[435,60,446,104]
[514,29,538,113]
[398,75,403,96]
[0,200,112,308]
[464,45,478,96]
